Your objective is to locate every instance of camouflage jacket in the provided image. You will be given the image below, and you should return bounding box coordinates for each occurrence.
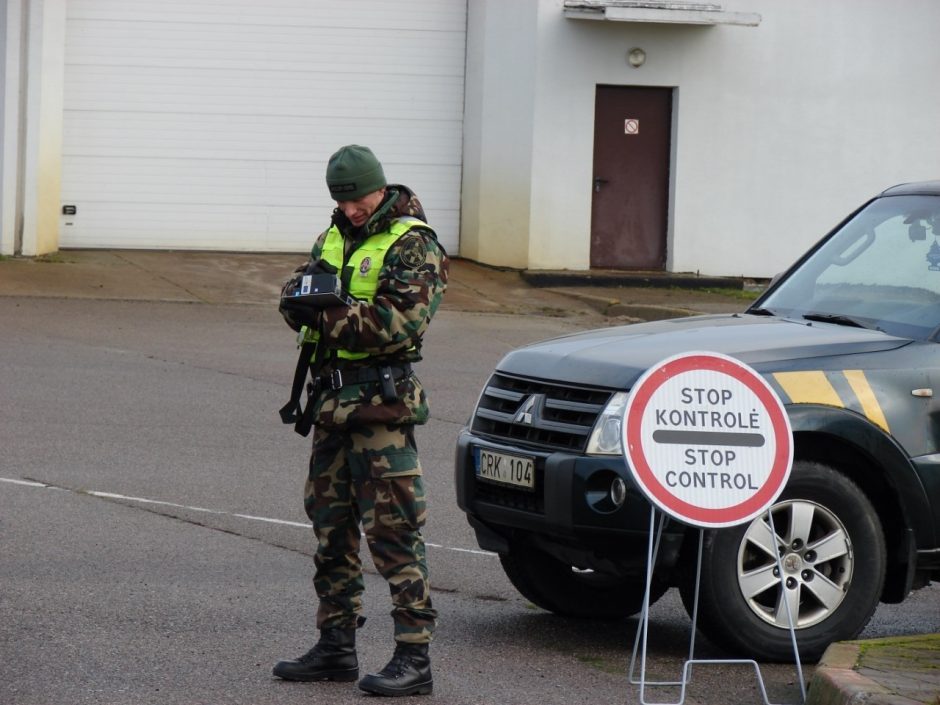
[303,185,449,428]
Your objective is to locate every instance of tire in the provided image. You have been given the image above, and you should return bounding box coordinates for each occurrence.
[678,460,886,662]
[500,544,667,619]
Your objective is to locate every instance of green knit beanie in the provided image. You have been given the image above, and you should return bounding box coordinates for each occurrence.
[325,145,387,201]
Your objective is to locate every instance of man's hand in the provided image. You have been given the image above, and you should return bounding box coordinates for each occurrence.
[305,258,338,276]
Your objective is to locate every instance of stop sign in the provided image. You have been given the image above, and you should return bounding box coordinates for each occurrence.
[622,351,793,528]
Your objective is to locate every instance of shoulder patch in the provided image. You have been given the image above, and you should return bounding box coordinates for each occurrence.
[399,234,428,269]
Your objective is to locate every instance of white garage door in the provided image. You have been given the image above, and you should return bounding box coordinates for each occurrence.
[60,0,465,255]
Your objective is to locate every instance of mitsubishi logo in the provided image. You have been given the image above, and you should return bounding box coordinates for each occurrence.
[514,394,542,425]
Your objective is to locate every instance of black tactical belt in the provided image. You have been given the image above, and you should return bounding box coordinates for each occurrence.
[280,350,414,437]
[314,363,413,392]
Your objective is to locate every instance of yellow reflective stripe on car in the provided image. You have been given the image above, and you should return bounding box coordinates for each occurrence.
[772,371,844,407]
[772,370,890,434]
[843,370,890,433]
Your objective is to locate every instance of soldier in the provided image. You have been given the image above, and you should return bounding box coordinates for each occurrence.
[273,145,447,697]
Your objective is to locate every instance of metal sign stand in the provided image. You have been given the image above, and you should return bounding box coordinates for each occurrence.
[627,505,807,705]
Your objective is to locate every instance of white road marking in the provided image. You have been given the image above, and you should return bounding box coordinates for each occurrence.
[0,476,496,557]
[1,478,52,489]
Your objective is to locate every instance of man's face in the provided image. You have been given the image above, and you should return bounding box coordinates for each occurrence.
[336,188,386,228]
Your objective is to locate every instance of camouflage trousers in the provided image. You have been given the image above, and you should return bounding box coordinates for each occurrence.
[304,422,436,644]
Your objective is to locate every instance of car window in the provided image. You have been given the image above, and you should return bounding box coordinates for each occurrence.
[759,195,940,340]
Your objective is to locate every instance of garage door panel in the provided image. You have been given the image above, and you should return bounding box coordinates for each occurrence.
[66,21,465,76]
[68,0,466,33]
[61,203,273,250]
[62,0,465,253]
[64,66,465,121]
[63,158,287,205]
[64,114,462,163]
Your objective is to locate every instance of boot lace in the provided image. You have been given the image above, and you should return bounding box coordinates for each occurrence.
[379,646,420,678]
[295,631,344,663]
[296,643,327,664]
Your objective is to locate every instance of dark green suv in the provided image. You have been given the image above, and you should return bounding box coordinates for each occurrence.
[455,181,940,662]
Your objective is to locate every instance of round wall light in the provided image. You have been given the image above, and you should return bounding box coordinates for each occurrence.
[627,47,646,68]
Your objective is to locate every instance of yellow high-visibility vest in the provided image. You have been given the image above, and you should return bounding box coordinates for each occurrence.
[302,217,427,360]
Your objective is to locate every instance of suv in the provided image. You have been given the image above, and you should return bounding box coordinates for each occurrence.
[455,181,940,662]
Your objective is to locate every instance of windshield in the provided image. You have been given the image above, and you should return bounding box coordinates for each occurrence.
[756,194,940,340]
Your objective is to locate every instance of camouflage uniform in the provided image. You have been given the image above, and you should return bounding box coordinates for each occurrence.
[298,185,447,645]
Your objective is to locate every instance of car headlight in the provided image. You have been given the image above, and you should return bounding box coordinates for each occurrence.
[586,391,629,455]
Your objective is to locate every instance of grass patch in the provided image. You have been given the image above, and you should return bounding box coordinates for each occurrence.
[35,252,76,264]
[696,286,763,301]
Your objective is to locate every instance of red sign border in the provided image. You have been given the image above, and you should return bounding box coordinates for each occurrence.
[623,352,792,528]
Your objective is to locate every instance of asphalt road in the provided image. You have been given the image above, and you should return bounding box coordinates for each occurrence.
[2,298,938,705]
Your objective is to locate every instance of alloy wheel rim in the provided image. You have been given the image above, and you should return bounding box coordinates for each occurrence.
[736,499,853,629]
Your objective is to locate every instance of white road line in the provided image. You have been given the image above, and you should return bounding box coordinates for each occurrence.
[0,476,496,557]
[1,478,51,489]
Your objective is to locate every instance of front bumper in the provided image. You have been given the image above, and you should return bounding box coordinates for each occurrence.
[454,428,684,558]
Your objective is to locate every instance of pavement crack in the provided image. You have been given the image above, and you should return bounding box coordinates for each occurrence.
[20,476,313,558]
[112,252,211,303]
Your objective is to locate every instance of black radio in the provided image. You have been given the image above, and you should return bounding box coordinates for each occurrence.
[281,272,349,309]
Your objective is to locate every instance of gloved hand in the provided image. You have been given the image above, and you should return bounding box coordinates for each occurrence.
[278,259,340,331]
[281,257,336,284]
[279,280,315,332]
[305,258,338,276]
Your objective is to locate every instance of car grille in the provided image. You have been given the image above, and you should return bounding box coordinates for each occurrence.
[470,372,613,453]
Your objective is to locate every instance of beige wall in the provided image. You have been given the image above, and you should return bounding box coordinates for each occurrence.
[0,0,23,256]
[461,0,940,277]
[0,0,65,257]
[460,0,538,268]
[23,0,65,255]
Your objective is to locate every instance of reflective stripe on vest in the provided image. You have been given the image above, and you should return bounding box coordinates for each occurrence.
[302,217,428,360]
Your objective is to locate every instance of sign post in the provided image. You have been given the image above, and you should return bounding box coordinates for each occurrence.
[621,352,803,704]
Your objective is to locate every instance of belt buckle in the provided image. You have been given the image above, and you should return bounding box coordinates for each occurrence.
[329,369,343,391]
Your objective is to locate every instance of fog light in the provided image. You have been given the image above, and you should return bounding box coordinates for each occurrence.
[610,477,627,508]
[586,469,626,514]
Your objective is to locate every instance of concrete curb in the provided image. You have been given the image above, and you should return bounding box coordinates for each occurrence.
[808,643,886,705]
[521,269,745,290]
[807,641,935,705]
[546,287,698,320]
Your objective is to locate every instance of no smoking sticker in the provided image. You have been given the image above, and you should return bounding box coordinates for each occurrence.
[622,352,792,528]
[624,119,639,134]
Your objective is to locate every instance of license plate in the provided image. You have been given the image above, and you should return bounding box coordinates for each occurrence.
[473,447,535,491]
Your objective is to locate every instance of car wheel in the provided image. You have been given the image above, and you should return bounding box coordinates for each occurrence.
[500,544,667,618]
[678,460,886,662]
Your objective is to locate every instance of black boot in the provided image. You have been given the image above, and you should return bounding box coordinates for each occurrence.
[358,642,433,696]
[272,628,358,682]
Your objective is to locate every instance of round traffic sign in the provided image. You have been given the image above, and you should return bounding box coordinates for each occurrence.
[622,351,792,528]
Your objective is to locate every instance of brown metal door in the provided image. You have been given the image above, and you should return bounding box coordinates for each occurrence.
[590,86,672,269]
